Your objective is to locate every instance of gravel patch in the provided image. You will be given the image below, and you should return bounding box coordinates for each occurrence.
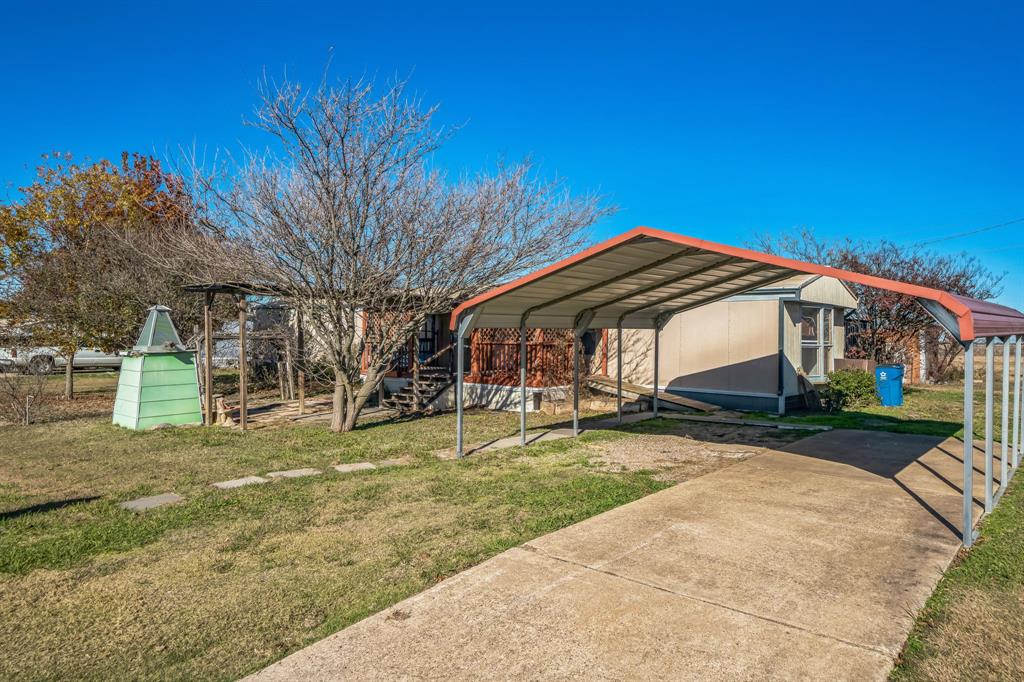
[588,422,806,483]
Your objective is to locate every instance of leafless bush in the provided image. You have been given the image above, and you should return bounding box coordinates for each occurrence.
[0,367,52,425]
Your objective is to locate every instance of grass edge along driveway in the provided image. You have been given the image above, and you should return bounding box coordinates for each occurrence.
[891,470,1024,680]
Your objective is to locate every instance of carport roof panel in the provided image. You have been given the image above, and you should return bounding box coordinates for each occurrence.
[451,226,1024,341]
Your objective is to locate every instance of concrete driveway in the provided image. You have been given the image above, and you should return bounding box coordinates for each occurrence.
[249,430,986,681]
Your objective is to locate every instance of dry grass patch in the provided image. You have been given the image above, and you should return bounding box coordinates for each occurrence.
[905,587,1024,681]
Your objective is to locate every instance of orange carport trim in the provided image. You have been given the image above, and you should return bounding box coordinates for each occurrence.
[450,225,1019,341]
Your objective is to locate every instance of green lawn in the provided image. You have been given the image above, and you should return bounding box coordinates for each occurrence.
[749,382,1011,441]
[0,408,672,681]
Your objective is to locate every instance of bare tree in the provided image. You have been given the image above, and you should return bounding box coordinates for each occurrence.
[757,228,1003,366]
[169,74,611,431]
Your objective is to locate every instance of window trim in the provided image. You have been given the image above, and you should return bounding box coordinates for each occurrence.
[800,306,834,380]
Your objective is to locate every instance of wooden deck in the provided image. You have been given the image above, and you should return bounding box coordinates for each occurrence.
[215,396,394,430]
[587,375,721,413]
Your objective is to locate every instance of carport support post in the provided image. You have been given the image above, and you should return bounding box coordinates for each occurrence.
[1002,339,1011,488]
[985,339,994,512]
[1014,336,1022,467]
[571,311,594,438]
[616,325,623,425]
[456,319,467,458]
[572,332,580,437]
[963,341,975,547]
[455,310,479,459]
[653,324,660,418]
[519,318,527,447]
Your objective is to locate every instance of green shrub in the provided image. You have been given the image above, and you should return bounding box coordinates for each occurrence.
[821,368,878,413]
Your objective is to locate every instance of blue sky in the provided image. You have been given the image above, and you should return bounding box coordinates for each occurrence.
[2,1,1021,307]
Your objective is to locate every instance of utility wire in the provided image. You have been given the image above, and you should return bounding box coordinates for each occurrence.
[913,216,1024,245]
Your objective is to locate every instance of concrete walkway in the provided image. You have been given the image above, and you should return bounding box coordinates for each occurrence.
[249,430,989,681]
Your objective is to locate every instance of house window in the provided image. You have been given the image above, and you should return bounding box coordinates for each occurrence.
[800,306,833,380]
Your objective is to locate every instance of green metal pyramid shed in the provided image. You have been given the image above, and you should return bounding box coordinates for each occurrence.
[113,305,203,430]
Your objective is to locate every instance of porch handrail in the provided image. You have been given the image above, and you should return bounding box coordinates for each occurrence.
[418,342,456,369]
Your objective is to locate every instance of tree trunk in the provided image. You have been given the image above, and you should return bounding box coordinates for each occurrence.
[344,394,358,432]
[331,371,346,432]
[64,352,75,400]
[344,381,377,432]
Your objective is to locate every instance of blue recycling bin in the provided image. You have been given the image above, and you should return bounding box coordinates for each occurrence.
[875,364,905,407]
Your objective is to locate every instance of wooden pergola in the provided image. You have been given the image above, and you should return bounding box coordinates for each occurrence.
[182,282,306,430]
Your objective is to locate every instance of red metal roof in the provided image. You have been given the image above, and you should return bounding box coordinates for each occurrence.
[451,226,1024,342]
[950,295,1024,340]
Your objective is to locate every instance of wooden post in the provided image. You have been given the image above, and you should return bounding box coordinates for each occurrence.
[237,295,248,431]
[296,308,306,415]
[192,322,202,395]
[277,360,286,400]
[283,336,296,400]
[601,329,609,376]
[203,292,215,426]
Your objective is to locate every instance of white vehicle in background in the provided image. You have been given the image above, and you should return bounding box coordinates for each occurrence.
[0,346,124,373]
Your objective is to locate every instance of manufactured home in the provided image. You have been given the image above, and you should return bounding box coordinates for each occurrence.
[365,274,855,415]
[614,274,858,412]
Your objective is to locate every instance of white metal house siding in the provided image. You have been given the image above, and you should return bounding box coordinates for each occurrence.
[800,277,858,310]
[612,279,851,406]
[656,298,779,396]
[783,301,803,396]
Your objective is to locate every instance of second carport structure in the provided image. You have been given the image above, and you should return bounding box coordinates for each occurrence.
[449,225,1024,548]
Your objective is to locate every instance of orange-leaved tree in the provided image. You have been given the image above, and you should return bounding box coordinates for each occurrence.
[3,152,196,398]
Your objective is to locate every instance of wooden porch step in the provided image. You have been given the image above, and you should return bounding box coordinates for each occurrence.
[586,376,721,413]
[417,369,451,375]
[383,371,456,415]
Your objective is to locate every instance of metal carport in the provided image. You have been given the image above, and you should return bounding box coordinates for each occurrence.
[449,226,1024,547]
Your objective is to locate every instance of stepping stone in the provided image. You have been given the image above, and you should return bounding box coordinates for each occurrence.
[377,459,407,467]
[119,492,184,512]
[265,467,322,479]
[333,462,376,473]
[212,475,269,490]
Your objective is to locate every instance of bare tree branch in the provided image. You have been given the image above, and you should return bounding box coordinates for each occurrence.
[158,73,613,431]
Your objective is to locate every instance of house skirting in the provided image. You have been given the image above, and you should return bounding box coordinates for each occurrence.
[433,383,568,412]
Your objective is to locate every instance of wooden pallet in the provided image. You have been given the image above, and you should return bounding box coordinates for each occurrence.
[661,413,831,431]
[586,376,721,413]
